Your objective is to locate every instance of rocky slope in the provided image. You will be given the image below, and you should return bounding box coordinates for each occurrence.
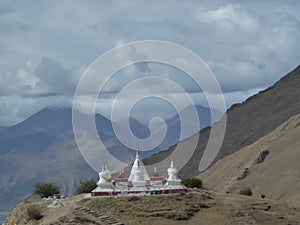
[199,113,300,206]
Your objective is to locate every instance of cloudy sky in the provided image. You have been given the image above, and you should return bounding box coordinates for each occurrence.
[1,0,300,125]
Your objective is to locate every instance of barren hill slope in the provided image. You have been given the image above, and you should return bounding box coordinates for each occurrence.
[145,64,300,178]
[199,113,300,206]
[5,191,300,225]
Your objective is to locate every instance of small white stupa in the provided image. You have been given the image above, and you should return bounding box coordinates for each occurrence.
[97,162,112,189]
[166,159,183,188]
[128,148,150,187]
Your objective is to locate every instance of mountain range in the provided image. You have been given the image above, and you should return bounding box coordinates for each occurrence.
[0,104,218,222]
[1,64,300,223]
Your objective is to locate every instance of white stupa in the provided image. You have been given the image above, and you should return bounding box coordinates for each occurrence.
[96,162,112,189]
[128,148,150,187]
[91,149,187,196]
[166,159,183,187]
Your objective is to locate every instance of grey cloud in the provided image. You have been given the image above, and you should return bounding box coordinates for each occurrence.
[0,57,78,98]
[87,1,300,94]
[34,57,78,96]
[21,92,60,98]
[0,0,300,125]
[0,5,13,15]
[0,4,33,33]
[0,21,33,33]
[15,22,32,32]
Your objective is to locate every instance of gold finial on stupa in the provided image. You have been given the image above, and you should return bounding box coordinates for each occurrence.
[102,162,105,171]
[104,162,108,170]
[171,158,174,168]
[120,168,124,175]
[154,167,157,174]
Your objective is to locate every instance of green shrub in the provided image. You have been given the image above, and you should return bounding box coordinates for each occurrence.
[181,178,203,188]
[33,182,60,198]
[238,187,253,196]
[261,194,266,199]
[76,179,97,194]
[27,205,43,220]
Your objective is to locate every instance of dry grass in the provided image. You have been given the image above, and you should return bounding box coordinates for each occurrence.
[5,191,300,225]
[81,191,215,223]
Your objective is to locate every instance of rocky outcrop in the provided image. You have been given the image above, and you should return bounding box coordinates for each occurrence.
[255,150,269,164]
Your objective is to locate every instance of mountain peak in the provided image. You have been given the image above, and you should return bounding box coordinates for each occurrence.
[44,106,72,112]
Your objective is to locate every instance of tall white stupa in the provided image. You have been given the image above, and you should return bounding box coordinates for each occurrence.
[128,148,150,187]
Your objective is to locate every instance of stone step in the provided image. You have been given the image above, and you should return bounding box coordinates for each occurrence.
[76,205,125,225]
[106,222,119,225]
[100,216,110,219]
[102,218,117,222]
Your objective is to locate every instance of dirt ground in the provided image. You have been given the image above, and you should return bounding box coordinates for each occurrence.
[4,190,300,225]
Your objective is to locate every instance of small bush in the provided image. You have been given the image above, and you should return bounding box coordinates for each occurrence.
[76,180,97,194]
[33,182,60,198]
[261,194,266,199]
[181,178,203,188]
[238,187,253,196]
[27,205,43,220]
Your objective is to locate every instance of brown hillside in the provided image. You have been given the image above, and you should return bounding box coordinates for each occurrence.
[199,113,300,206]
[145,65,300,178]
[5,191,300,225]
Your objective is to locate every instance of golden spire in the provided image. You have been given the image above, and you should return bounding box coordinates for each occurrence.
[171,158,174,168]
[102,162,105,171]
[104,162,108,170]
[154,167,157,174]
[120,168,124,175]
[136,147,140,158]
